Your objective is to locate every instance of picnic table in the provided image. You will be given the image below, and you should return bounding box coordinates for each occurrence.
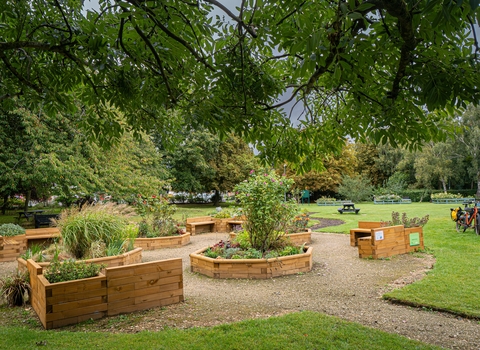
[337,203,360,214]
[17,210,44,221]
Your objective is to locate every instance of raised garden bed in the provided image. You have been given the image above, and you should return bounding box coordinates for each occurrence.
[18,247,143,271]
[431,197,475,204]
[134,232,191,250]
[190,246,313,279]
[27,257,183,329]
[374,199,412,204]
[0,228,60,262]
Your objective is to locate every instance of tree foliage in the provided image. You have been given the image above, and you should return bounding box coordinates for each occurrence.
[0,108,168,207]
[1,0,479,170]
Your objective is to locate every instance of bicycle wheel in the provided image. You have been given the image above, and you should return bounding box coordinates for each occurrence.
[475,214,480,235]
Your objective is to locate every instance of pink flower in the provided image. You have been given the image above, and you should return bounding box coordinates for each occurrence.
[250,170,254,174]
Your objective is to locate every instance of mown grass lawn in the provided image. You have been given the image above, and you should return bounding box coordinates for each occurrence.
[304,201,480,318]
[0,311,442,350]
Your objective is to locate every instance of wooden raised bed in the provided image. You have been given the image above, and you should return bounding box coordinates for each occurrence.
[229,229,312,245]
[357,225,424,259]
[28,257,184,329]
[134,232,191,250]
[18,247,143,271]
[0,228,60,262]
[190,246,313,279]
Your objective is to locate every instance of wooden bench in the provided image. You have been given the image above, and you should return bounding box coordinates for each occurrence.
[34,213,59,228]
[349,221,385,247]
[186,216,215,235]
[25,227,60,240]
[357,225,424,259]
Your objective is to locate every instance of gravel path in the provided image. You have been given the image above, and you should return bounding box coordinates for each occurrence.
[1,231,480,349]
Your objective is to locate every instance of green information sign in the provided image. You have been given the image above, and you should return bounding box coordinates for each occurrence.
[409,233,420,246]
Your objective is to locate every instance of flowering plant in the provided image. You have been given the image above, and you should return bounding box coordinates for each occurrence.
[234,169,298,252]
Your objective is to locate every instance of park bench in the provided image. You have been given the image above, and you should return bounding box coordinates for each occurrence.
[34,213,59,228]
[349,221,385,247]
[186,216,216,235]
[357,225,424,259]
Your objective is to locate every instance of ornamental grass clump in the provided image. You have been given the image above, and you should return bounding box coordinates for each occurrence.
[234,169,298,253]
[0,270,30,306]
[56,203,134,259]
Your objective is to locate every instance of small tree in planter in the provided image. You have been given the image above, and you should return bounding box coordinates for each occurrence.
[234,169,298,253]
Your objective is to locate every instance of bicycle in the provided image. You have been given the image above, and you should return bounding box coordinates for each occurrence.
[451,201,480,234]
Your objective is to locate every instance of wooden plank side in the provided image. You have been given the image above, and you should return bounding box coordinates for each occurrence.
[47,288,107,304]
[51,296,106,313]
[107,270,182,288]
[49,276,106,296]
[46,303,108,322]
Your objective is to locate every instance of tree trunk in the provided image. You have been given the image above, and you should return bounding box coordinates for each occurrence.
[212,190,221,206]
[476,171,480,199]
[441,178,447,193]
[1,194,9,215]
[23,190,31,212]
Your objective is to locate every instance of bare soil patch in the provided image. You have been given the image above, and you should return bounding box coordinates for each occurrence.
[1,230,479,349]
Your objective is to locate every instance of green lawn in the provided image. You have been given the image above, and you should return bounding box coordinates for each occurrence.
[302,201,480,317]
[0,311,441,350]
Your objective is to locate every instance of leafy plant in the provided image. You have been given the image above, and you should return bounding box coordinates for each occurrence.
[375,194,402,201]
[234,169,298,253]
[213,209,233,219]
[0,223,25,237]
[431,192,464,199]
[44,259,106,284]
[384,211,430,228]
[20,244,45,262]
[316,197,337,203]
[0,270,30,306]
[135,194,183,237]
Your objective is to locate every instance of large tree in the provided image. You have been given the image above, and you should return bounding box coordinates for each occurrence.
[455,105,480,197]
[0,107,168,210]
[1,1,479,169]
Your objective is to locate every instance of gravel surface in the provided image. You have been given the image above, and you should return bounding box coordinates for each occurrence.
[1,229,480,349]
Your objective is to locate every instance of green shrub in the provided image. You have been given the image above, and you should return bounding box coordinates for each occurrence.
[44,259,105,284]
[375,194,402,201]
[135,195,183,237]
[235,169,298,253]
[338,175,373,202]
[0,223,25,237]
[431,192,463,199]
[315,196,338,203]
[0,270,30,306]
